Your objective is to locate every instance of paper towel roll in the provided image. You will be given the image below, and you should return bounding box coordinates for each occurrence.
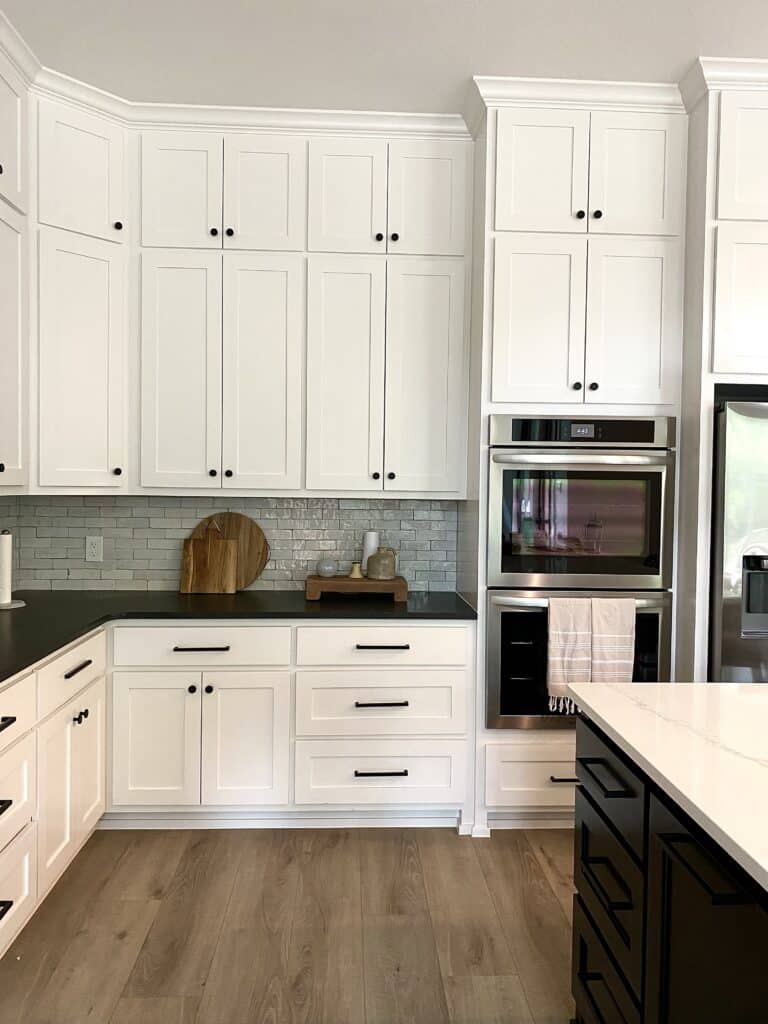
[0,531,11,606]
[362,530,380,575]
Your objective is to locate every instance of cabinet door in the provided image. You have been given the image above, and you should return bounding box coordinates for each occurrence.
[39,227,126,486]
[112,673,202,807]
[222,252,303,489]
[201,672,289,805]
[713,223,768,373]
[492,234,587,403]
[387,140,470,256]
[71,678,105,843]
[589,112,686,235]
[38,100,124,242]
[223,134,306,250]
[306,255,385,489]
[0,204,25,486]
[0,52,26,212]
[718,91,768,220]
[495,108,589,232]
[585,236,680,405]
[308,139,388,253]
[141,132,223,247]
[141,250,223,487]
[384,257,466,492]
[37,696,77,898]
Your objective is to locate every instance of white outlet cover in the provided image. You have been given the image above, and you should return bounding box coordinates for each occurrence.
[85,536,103,562]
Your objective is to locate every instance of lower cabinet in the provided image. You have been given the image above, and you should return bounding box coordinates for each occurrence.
[0,824,37,959]
[112,671,290,807]
[37,677,105,898]
[485,738,577,810]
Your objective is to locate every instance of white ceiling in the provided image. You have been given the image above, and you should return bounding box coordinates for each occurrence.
[4,0,768,114]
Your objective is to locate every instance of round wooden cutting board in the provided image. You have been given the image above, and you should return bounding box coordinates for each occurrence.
[190,512,269,591]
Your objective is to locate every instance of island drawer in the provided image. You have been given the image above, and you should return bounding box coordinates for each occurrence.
[38,631,106,721]
[575,786,644,999]
[112,626,291,667]
[294,739,466,804]
[572,896,640,1024]
[296,626,469,667]
[576,717,646,864]
[295,670,468,736]
[0,674,36,755]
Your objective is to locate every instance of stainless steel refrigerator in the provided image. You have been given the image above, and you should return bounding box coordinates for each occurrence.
[711,393,768,680]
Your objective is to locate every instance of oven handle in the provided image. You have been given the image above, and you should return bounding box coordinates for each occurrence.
[489,594,666,610]
[491,451,672,468]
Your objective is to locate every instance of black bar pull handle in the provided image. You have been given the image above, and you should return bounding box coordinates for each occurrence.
[354,769,409,778]
[0,799,13,816]
[172,645,231,653]
[577,756,634,799]
[659,833,749,906]
[549,775,579,784]
[355,700,410,709]
[0,900,13,921]
[0,717,16,735]
[64,659,93,680]
[582,854,634,912]
[355,644,411,651]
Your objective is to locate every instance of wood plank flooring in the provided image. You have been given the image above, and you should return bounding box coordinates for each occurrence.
[0,828,576,1024]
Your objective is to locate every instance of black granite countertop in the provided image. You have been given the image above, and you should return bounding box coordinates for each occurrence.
[0,589,477,685]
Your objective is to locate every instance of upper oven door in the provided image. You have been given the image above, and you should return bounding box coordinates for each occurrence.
[488,449,675,589]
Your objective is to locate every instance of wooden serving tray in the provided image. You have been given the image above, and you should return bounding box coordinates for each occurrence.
[305,575,408,603]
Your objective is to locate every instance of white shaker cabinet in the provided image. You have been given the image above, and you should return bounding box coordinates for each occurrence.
[38,100,125,242]
[70,677,106,842]
[201,672,290,805]
[0,203,25,486]
[222,252,304,489]
[384,257,466,491]
[584,236,681,404]
[305,255,386,489]
[0,51,27,212]
[141,250,222,487]
[713,223,768,373]
[387,140,470,255]
[307,138,388,253]
[492,233,587,403]
[112,673,202,806]
[223,134,306,250]
[718,92,768,220]
[38,227,126,486]
[141,132,223,247]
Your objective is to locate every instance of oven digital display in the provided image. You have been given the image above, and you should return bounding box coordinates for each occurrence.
[570,423,595,440]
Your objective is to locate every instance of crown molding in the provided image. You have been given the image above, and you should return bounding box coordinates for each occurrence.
[679,57,768,111]
[473,75,685,114]
[0,10,40,83]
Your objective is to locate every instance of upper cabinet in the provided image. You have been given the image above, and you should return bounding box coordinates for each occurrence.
[0,203,26,485]
[38,100,125,242]
[718,92,768,220]
[223,135,307,250]
[0,51,27,212]
[495,108,685,236]
[308,138,470,255]
[713,223,768,373]
[141,132,223,248]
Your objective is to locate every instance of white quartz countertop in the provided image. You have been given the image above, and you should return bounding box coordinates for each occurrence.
[567,682,768,891]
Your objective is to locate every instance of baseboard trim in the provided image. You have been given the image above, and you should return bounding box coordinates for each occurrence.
[98,809,462,830]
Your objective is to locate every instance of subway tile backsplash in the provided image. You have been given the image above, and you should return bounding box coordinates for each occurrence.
[0,496,457,593]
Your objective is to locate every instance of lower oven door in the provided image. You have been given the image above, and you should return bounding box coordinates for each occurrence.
[486,590,672,729]
[487,450,675,589]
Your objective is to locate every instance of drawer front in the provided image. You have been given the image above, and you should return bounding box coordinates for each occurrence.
[576,717,645,863]
[0,734,36,856]
[485,742,578,808]
[576,787,644,999]
[0,823,37,959]
[296,626,469,667]
[0,674,36,755]
[295,739,466,805]
[38,632,106,721]
[572,896,641,1024]
[113,626,292,667]
[295,669,468,736]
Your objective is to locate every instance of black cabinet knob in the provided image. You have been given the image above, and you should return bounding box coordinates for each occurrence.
[187,685,197,694]
[114,221,123,231]
[0,464,4,473]
[224,469,233,478]
[387,472,396,480]
[113,467,122,476]
[73,712,83,726]
[572,382,583,391]
[390,232,399,241]
[375,232,384,241]
[576,210,586,219]
[210,227,219,236]
[589,382,599,391]
[0,164,3,174]
[82,708,89,719]
[225,228,234,237]
[204,685,214,694]
[372,471,380,480]
[593,210,603,219]
[209,469,218,477]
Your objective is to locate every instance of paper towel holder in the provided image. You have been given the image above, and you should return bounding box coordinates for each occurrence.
[0,530,24,611]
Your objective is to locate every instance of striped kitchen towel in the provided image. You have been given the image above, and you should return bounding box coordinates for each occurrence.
[591,598,636,682]
[547,598,592,714]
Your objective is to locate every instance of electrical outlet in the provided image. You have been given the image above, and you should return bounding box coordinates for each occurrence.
[85,536,103,563]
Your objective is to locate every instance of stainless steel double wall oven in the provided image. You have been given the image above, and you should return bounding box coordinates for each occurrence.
[486,416,675,728]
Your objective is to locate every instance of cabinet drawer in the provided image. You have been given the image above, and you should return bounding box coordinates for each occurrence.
[485,741,577,808]
[296,626,469,666]
[0,823,36,958]
[295,739,466,805]
[0,734,36,856]
[576,717,645,863]
[0,674,36,755]
[38,632,106,721]
[572,896,640,1024]
[295,669,468,737]
[113,626,291,667]
[576,787,644,999]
